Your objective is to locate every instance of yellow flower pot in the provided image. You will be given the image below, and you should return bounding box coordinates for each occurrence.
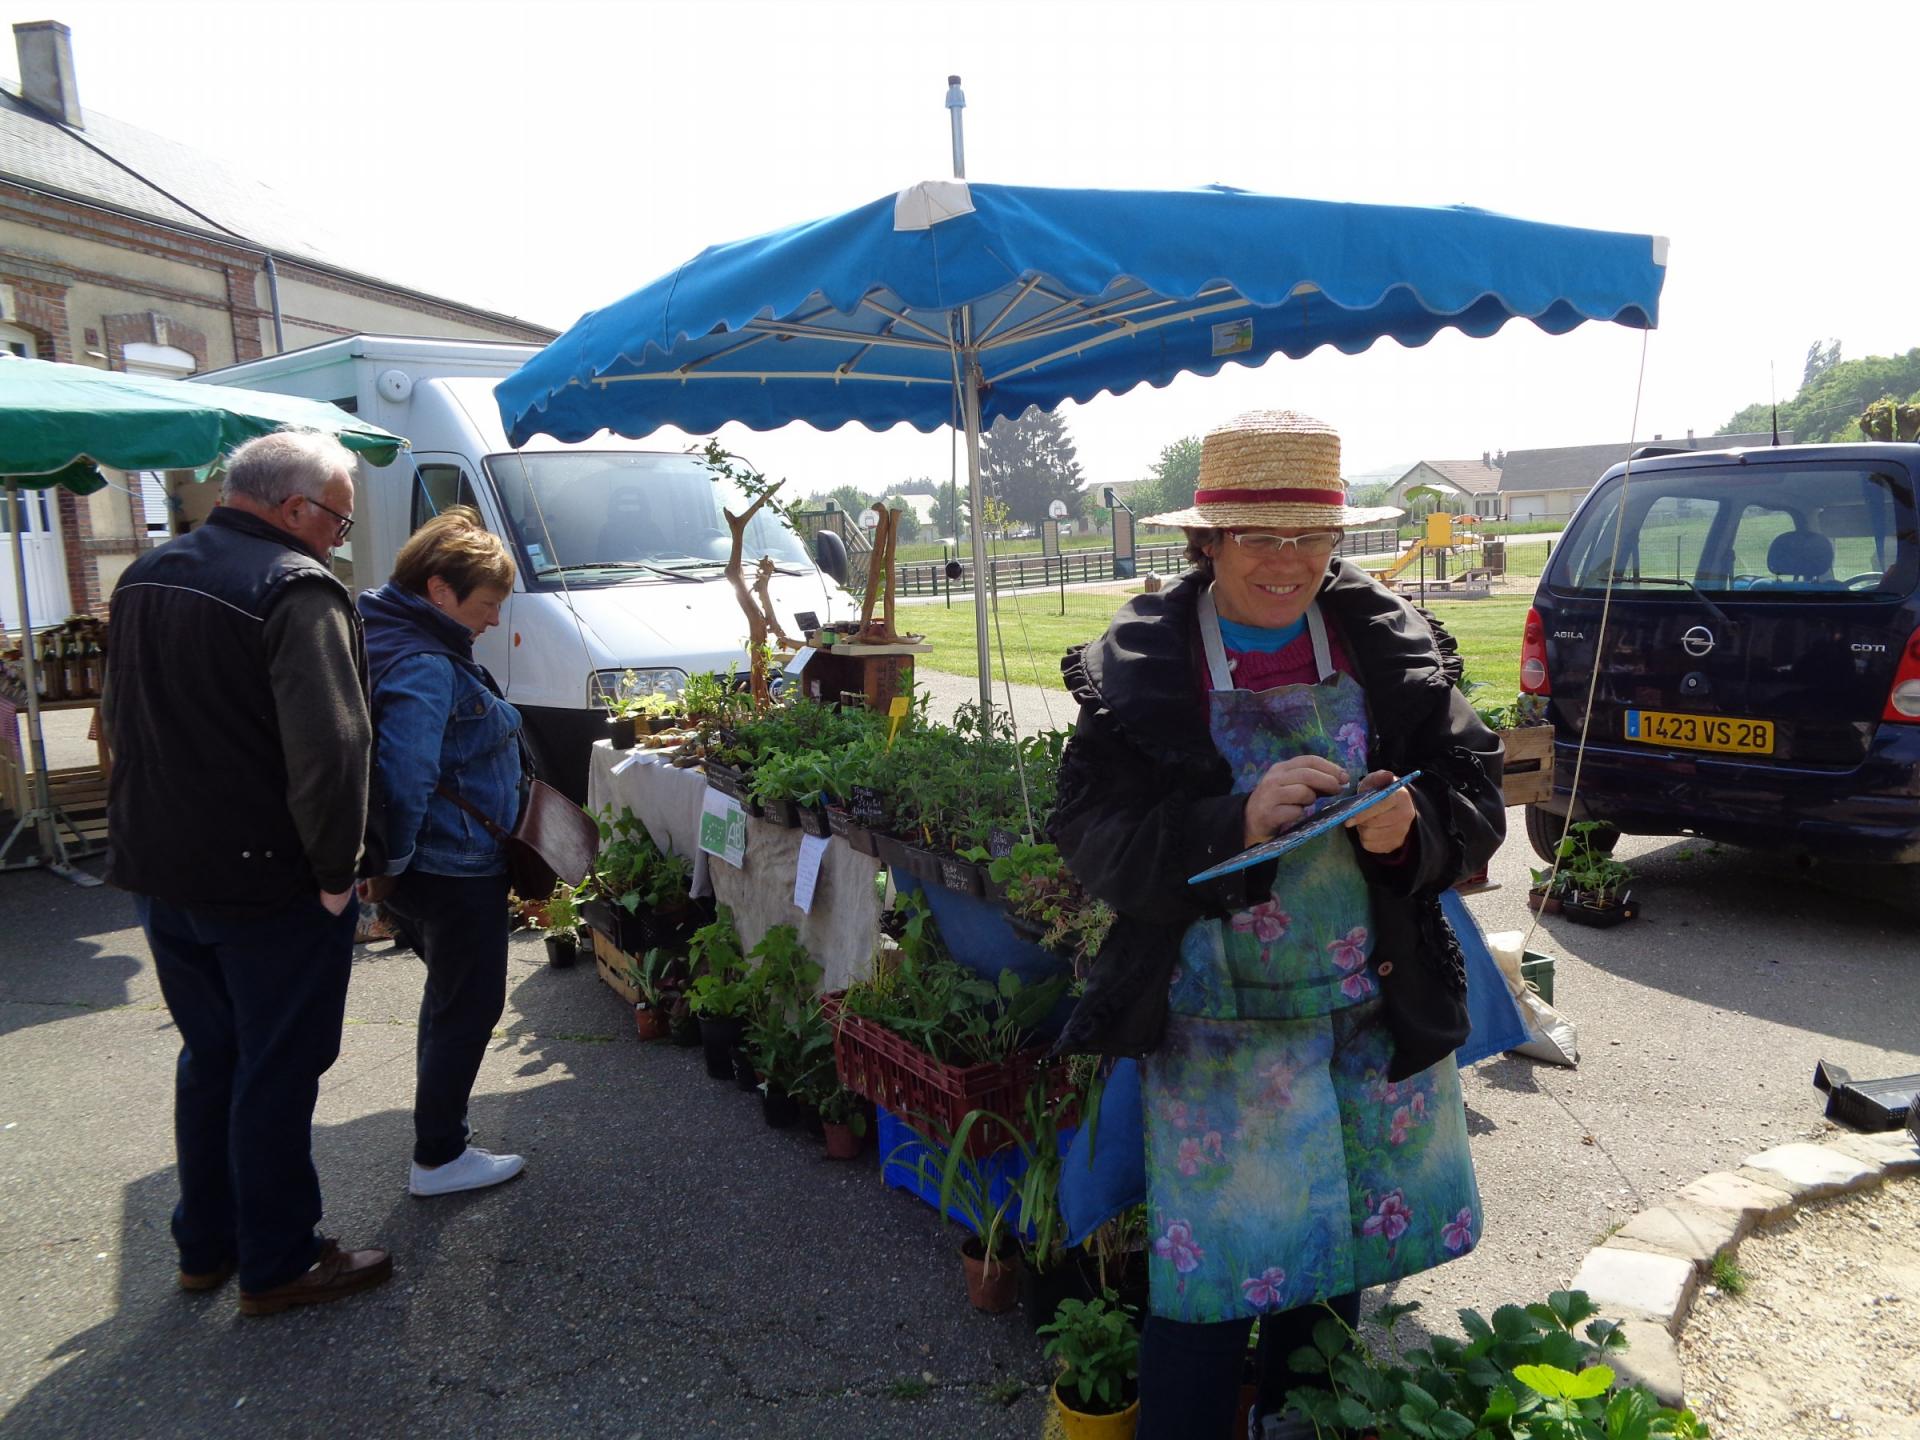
[1050,1382,1139,1440]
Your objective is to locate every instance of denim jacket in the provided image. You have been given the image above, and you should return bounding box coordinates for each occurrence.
[359,585,524,878]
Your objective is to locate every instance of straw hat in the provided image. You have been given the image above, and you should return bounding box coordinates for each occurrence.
[1142,410,1402,529]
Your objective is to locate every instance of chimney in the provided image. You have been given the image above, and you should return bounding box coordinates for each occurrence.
[1653,433,1663,442]
[1687,428,1695,445]
[1481,450,1490,467]
[14,21,82,129]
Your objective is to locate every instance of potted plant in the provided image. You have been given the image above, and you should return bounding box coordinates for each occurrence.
[581,807,697,955]
[541,881,583,967]
[1271,1289,1706,1439]
[893,1112,1025,1314]
[815,1083,869,1159]
[629,946,683,1041]
[686,907,753,1080]
[1552,821,1637,927]
[988,842,1115,971]
[1037,1292,1140,1438]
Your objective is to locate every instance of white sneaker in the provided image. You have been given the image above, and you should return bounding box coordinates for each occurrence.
[409,1146,525,1197]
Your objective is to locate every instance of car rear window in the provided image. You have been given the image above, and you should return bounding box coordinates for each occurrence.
[1552,463,1920,600]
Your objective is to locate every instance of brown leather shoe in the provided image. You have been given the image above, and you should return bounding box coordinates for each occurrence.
[178,1259,236,1293]
[238,1238,392,1316]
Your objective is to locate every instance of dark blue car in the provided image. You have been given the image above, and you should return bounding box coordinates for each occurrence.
[1522,441,1920,865]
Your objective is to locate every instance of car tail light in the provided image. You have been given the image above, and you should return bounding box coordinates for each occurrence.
[1881,628,1920,722]
[1520,607,1551,695]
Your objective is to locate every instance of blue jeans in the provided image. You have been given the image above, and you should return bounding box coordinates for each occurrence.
[140,893,356,1293]
[1136,1291,1361,1440]
[382,869,510,1167]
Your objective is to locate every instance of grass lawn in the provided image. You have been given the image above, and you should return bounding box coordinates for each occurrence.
[910,585,1534,700]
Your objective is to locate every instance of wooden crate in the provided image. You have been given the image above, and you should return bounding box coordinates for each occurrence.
[1499,724,1554,807]
[591,930,641,1005]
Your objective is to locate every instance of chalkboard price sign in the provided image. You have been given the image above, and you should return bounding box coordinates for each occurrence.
[987,827,1018,859]
[793,611,820,636]
[848,785,886,828]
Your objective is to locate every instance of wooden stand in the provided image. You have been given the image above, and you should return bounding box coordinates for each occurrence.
[800,640,930,711]
[0,695,109,858]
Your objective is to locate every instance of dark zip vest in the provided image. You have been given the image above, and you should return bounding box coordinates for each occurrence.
[105,508,365,914]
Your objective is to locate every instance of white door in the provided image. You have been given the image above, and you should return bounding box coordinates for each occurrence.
[0,484,72,635]
[0,325,73,634]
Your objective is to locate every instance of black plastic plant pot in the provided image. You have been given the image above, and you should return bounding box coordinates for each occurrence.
[1019,1252,1100,1333]
[648,714,682,735]
[761,1087,800,1129]
[609,716,638,750]
[670,1012,703,1048]
[699,1015,745,1080]
[796,803,833,839]
[827,806,881,857]
[1561,892,1637,928]
[543,934,578,968]
[703,761,746,800]
[731,1046,760,1092]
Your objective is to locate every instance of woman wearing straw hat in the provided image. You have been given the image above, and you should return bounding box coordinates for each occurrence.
[1049,411,1504,1439]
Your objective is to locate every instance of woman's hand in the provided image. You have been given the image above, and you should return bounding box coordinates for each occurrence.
[1345,770,1417,854]
[1243,756,1349,846]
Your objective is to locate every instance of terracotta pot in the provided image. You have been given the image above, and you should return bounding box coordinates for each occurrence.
[1050,1383,1140,1439]
[822,1120,862,1160]
[959,1237,1020,1314]
[632,1003,668,1042]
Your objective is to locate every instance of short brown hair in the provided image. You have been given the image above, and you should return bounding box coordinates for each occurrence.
[392,506,515,599]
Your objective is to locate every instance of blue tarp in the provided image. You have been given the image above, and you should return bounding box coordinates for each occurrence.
[498,181,1665,444]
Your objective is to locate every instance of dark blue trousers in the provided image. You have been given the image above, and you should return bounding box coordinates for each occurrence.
[140,893,356,1294]
[1137,1290,1361,1440]
[382,869,510,1167]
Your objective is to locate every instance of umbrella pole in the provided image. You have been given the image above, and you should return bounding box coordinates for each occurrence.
[0,481,101,886]
[958,349,993,714]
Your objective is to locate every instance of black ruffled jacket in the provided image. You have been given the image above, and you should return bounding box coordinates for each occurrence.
[1046,563,1506,1081]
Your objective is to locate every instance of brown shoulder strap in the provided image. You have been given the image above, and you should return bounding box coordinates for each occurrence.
[434,783,512,842]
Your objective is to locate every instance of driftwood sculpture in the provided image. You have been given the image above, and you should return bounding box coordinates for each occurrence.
[857,502,903,643]
[724,483,798,707]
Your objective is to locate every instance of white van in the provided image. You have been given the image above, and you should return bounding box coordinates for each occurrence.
[196,335,850,797]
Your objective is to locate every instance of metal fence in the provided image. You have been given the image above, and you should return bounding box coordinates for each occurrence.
[894,527,1398,597]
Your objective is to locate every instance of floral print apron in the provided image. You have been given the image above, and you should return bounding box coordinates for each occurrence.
[1141,590,1481,1323]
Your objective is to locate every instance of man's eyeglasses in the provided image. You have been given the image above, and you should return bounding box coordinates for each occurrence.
[306,497,354,542]
[1226,529,1342,557]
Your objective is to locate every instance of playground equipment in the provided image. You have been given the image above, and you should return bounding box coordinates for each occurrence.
[1361,512,1502,596]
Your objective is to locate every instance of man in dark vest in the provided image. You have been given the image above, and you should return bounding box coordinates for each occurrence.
[104,428,393,1316]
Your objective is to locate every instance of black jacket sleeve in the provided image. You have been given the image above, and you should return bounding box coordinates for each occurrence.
[1355,682,1506,899]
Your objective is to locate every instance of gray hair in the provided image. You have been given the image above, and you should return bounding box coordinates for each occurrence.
[221,429,356,507]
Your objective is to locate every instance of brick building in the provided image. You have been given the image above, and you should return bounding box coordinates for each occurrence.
[0,19,555,626]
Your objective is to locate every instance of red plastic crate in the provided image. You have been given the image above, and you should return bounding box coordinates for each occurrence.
[821,991,1042,1158]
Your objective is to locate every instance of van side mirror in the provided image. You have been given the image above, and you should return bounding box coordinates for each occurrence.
[813,528,849,585]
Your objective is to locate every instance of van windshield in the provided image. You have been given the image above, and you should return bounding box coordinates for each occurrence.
[1553,463,1920,600]
[484,451,810,585]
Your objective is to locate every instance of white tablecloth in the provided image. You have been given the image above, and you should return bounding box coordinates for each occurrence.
[586,741,880,991]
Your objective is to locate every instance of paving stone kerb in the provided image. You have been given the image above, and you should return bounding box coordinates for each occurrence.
[1561,1133,1919,1410]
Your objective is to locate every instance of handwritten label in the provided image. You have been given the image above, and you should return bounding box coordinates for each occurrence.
[987,827,1018,859]
[792,832,829,913]
[938,857,978,894]
[848,785,886,828]
[698,786,747,867]
[793,611,820,636]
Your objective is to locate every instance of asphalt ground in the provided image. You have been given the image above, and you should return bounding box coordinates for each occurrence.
[3,707,1918,1438]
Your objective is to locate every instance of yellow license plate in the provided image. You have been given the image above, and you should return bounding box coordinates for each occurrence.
[1624,710,1774,755]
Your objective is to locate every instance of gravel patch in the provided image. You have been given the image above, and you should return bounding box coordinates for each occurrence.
[1680,1177,1919,1439]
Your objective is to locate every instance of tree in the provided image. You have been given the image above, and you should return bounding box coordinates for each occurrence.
[981,406,1086,527]
[1802,338,1843,389]
[892,476,939,496]
[810,483,873,518]
[1718,347,1920,444]
[880,496,923,542]
[1126,435,1203,521]
[928,485,967,541]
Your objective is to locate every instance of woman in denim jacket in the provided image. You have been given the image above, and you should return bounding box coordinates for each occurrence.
[358,507,527,1198]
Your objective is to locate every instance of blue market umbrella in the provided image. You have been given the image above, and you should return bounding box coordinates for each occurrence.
[498,180,1668,704]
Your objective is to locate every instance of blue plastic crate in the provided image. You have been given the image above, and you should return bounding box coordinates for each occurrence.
[875,1104,1075,1238]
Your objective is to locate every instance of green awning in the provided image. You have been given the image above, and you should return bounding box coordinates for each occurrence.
[0,356,407,491]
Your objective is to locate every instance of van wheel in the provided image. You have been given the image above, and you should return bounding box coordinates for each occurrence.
[1525,806,1618,864]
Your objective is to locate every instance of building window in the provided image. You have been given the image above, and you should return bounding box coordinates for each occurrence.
[122,343,197,541]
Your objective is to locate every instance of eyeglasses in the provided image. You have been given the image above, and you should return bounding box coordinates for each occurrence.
[305,496,355,542]
[1226,529,1342,557]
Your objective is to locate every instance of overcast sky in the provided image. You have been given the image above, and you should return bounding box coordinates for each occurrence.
[17,0,1920,496]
